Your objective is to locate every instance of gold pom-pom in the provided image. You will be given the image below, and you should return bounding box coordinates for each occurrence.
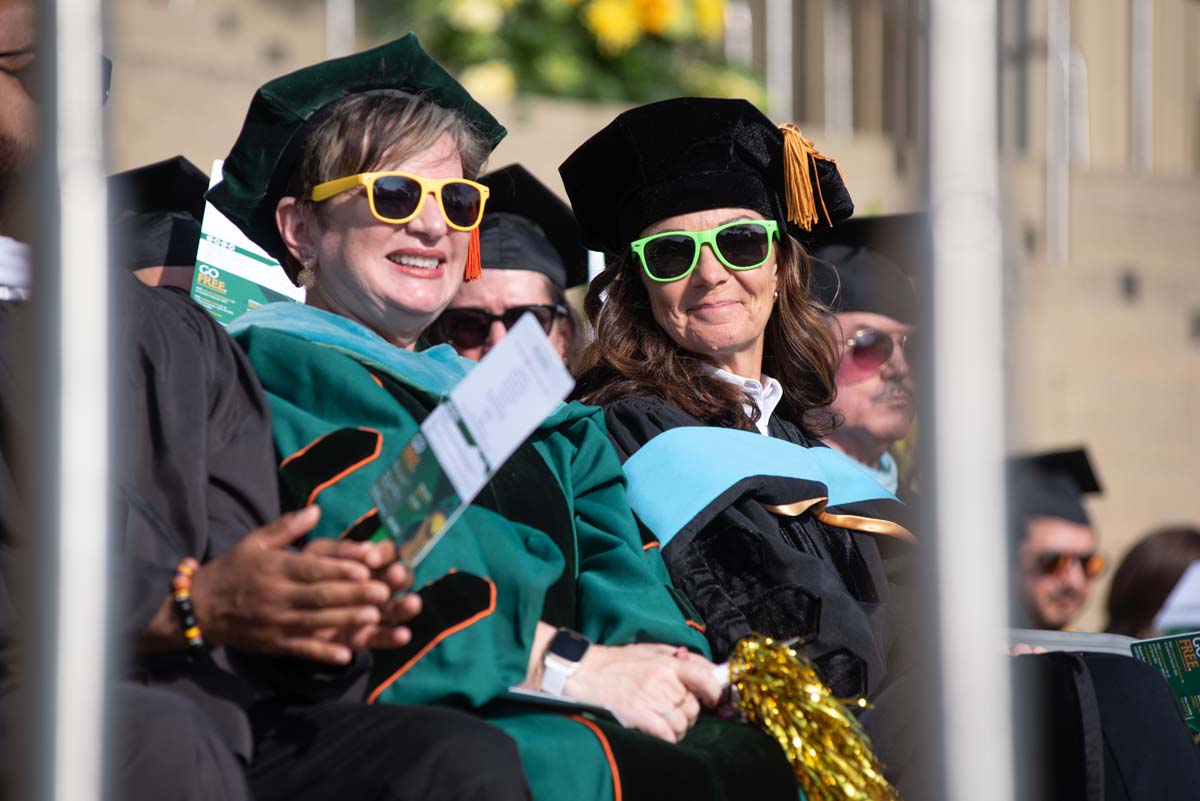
[728,635,901,801]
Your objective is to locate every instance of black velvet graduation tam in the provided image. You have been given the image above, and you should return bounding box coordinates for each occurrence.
[478,164,587,289]
[110,155,209,272]
[207,33,507,276]
[1009,447,1103,528]
[558,97,853,256]
[810,245,917,326]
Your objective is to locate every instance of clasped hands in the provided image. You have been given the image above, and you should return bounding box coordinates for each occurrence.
[189,505,420,665]
[562,642,725,745]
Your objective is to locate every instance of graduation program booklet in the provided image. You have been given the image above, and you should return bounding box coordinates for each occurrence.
[369,313,574,566]
[1130,630,1200,734]
[190,160,305,325]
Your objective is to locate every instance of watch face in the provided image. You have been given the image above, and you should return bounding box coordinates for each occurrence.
[549,629,590,662]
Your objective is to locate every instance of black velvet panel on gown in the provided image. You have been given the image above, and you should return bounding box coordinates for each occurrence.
[601,394,915,785]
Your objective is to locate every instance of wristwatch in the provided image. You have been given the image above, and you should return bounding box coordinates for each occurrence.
[541,627,591,697]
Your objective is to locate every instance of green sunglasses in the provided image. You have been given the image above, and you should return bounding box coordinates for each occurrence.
[630,219,780,283]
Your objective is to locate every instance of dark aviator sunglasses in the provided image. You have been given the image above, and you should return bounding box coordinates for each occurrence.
[433,304,569,350]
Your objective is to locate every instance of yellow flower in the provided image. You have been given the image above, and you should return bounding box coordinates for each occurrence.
[693,0,724,41]
[447,0,504,34]
[459,60,518,102]
[635,0,680,36]
[585,0,642,55]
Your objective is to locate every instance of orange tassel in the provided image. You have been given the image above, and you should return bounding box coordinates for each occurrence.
[779,123,845,232]
[464,227,482,282]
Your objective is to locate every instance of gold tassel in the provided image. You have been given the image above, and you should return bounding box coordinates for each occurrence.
[728,635,901,801]
[464,227,482,282]
[779,123,845,232]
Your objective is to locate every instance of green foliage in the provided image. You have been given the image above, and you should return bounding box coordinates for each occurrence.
[359,0,764,105]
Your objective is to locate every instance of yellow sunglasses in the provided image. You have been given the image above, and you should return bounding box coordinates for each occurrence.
[307,172,490,231]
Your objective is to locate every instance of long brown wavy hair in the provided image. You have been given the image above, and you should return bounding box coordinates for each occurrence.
[574,232,840,436]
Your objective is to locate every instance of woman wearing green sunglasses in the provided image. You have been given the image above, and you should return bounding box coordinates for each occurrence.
[564,98,917,795]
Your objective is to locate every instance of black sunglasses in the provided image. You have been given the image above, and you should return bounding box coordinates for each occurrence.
[433,304,568,350]
[1034,551,1105,578]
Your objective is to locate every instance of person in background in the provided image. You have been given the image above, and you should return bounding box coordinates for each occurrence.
[1105,525,1200,638]
[1009,447,1105,631]
[810,231,918,500]
[428,163,583,368]
[110,155,210,291]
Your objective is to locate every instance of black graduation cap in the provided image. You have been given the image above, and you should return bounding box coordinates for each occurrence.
[478,164,587,289]
[1008,447,1103,529]
[206,33,506,277]
[558,97,853,256]
[810,244,917,326]
[109,155,209,272]
[810,213,929,278]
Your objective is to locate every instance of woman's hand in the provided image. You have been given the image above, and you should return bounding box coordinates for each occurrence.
[188,506,418,664]
[563,643,723,743]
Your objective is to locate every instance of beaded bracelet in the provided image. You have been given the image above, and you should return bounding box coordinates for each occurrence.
[171,556,206,652]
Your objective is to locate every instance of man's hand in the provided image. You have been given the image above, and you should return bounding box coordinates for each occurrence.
[303,537,423,651]
[189,506,415,664]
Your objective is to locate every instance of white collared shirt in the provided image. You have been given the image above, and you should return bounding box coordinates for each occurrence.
[703,364,784,435]
[0,235,31,301]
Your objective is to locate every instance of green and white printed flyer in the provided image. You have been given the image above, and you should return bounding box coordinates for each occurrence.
[191,160,305,324]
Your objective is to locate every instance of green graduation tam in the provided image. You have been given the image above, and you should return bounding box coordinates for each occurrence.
[109,155,209,272]
[207,33,507,276]
[1009,447,1103,531]
[478,164,587,289]
[558,97,853,256]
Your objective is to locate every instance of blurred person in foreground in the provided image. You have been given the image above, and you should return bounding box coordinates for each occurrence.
[0,0,36,299]
[1009,447,1104,631]
[810,226,918,501]
[564,97,917,794]
[428,163,583,367]
[208,35,797,801]
[1105,525,1200,639]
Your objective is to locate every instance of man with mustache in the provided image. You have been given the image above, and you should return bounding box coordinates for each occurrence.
[812,241,918,500]
[1008,448,1104,630]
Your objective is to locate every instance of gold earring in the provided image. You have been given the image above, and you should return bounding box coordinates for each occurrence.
[298,259,317,290]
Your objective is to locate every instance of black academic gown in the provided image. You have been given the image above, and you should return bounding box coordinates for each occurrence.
[600,395,917,789]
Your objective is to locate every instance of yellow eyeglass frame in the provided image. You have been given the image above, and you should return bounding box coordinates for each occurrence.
[307,172,490,231]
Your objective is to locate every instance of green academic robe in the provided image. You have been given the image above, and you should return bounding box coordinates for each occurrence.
[231,303,798,801]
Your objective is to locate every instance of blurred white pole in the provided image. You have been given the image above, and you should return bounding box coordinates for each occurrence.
[764,0,792,120]
[37,0,112,800]
[823,0,853,135]
[1045,0,1070,264]
[929,2,1014,801]
[1130,0,1153,173]
[722,0,753,69]
[326,0,355,59]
